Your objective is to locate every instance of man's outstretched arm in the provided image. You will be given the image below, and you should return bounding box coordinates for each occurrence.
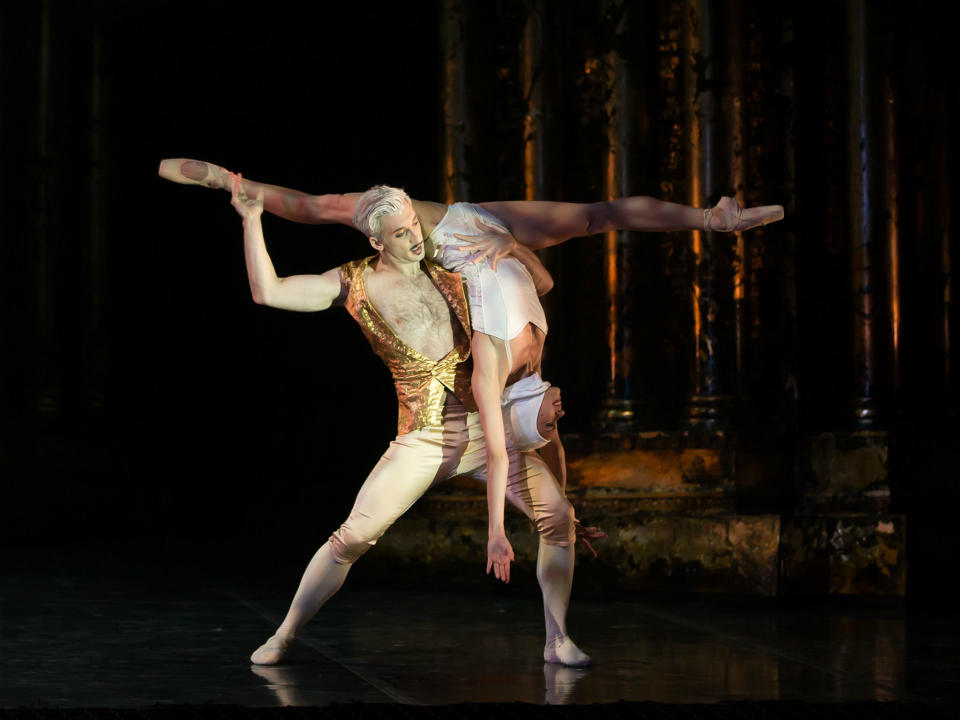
[230,174,343,312]
[160,157,359,227]
[478,196,785,250]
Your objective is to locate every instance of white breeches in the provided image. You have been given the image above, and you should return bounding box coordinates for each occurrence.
[328,393,575,564]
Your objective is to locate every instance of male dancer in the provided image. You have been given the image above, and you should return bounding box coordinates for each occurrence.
[164,160,782,668]
[226,176,592,667]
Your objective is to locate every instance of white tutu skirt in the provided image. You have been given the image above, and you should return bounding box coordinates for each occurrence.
[430,202,548,341]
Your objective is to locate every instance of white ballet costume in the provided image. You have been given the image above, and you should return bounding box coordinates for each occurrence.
[428,204,590,668]
[429,203,548,354]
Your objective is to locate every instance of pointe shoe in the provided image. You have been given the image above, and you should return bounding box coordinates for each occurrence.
[705,197,784,233]
[735,204,785,231]
[157,158,229,189]
[544,635,592,667]
[250,633,293,665]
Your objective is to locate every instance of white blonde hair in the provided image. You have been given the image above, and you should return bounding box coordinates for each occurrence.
[353,184,412,240]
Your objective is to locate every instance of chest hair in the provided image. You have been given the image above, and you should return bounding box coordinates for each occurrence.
[365,267,457,361]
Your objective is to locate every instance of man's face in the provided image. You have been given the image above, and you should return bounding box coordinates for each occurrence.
[537,386,565,437]
[373,201,425,264]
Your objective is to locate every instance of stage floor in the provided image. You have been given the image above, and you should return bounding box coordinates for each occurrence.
[1,541,957,709]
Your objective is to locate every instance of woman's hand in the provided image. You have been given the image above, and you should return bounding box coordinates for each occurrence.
[452,216,518,271]
[486,530,515,583]
[574,519,607,559]
[230,172,264,220]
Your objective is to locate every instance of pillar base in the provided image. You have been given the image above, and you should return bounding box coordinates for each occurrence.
[850,396,883,431]
[685,393,735,430]
[594,397,639,434]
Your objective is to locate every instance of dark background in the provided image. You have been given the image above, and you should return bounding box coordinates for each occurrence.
[1,0,449,553]
[1,0,957,596]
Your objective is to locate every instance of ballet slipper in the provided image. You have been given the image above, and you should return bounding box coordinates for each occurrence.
[544,635,592,667]
[704,198,784,233]
[734,204,784,231]
[157,158,229,189]
[250,633,293,665]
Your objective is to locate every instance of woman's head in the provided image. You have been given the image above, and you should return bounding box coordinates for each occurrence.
[504,379,564,450]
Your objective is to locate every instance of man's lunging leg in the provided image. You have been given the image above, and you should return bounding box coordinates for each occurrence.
[250,431,447,665]
[251,542,350,664]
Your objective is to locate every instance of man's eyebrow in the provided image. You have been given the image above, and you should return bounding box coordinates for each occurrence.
[393,217,416,234]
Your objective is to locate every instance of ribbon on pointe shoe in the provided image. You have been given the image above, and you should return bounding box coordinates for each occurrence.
[704,198,785,233]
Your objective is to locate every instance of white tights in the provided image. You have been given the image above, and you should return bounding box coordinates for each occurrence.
[251,395,583,665]
[271,539,572,646]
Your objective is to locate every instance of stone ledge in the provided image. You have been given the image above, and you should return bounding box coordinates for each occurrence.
[799,432,890,512]
[373,506,781,596]
[781,512,906,596]
[368,501,907,597]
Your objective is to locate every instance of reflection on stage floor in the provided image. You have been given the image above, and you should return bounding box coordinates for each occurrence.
[1,542,957,709]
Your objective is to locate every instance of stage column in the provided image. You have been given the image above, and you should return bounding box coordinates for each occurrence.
[520,0,551,205]
[784,0,905,597]
[32,0,59,421]
[848,0,882,430]
[519,0,566,382]
[85,0,106,418]
[595,0,640,433]
[683,0,736,430]
[934,105,953,418]
[439,0,472,203]
[559,0,779,597]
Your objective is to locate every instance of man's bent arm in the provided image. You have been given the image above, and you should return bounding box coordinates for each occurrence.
[160,157,360,227]
[243,216,342,312]
[232,182,343,312]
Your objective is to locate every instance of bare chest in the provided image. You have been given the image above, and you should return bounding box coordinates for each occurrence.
[364,268,457,361]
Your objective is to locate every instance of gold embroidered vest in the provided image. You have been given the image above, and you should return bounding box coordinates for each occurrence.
[338,256,475,433]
